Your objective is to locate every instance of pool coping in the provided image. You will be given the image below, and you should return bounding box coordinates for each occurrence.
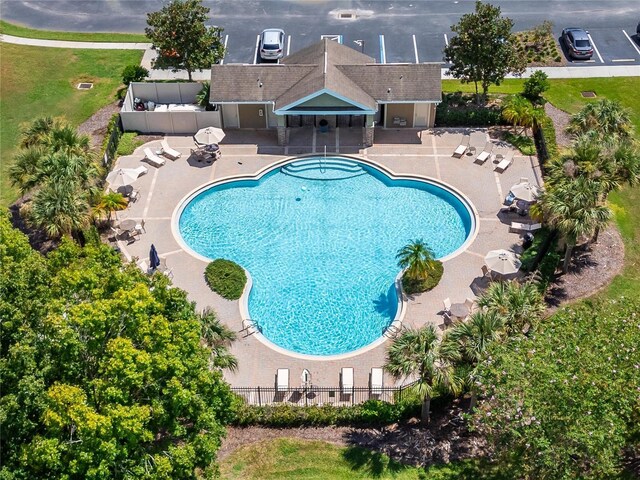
[170,153,480,361]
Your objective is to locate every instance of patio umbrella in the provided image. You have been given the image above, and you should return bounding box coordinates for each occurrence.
[149,244,160,271]
[106,168,142,189]
[484,249,522,276]
[510,182,539,202]
[194,126,225,146]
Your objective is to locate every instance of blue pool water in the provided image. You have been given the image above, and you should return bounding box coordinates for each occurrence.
[179,158,473,356]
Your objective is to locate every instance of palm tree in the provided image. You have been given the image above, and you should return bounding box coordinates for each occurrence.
[385,325,462,424]
[93,192,128,224]
[502,95,543,136]
[567,99,633,141]
[199,308,238,372]
[27,182,91,238]
[19,116,60,148]
[476,280,546,335]
[9,146,47,197]
[447,310,504,410]
[538,177,611,273]
[396,239,438,284]
[47,124,91,155]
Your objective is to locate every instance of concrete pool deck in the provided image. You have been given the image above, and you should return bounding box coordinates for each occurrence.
[112,127,542,391]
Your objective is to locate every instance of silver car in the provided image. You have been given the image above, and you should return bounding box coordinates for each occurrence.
[259,29,285,60]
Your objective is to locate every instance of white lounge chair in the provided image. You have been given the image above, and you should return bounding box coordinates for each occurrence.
[132,165,148,177]
[494,153,513,173]
[465,297,475,311]
[341,367,354,395]
[276,368,289,392]
[160,140,182,160]
[529,223,542,231]
[370,368,383,395]
[474,142,493,164]
[143,147,166,167]
[510,221,530,231]
[452,134,470,158]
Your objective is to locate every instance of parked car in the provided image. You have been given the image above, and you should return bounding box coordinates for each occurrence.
[636,21,640,36]
[259,28,285,60]
[561,28,594,60]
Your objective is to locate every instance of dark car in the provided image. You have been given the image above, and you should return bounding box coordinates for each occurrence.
[561,28,594,60]
[637,21,640,36]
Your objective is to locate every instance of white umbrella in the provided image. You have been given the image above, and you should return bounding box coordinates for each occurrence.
[484,249,522,276]
[510,182,539,202]
[106,168,142,189]
[194,126,225,146]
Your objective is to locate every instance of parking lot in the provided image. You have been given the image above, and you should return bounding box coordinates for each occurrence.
[220,25,640,67]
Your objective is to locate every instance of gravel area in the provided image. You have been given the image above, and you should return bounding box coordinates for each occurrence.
[77,102,121,149]
[544,102,573,148]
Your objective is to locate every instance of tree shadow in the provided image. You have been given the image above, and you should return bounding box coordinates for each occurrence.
[372,283,398,317]
[341,446,407,478]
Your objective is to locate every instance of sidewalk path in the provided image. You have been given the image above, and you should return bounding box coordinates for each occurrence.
[3,32,640,79]
[0,33,151,50]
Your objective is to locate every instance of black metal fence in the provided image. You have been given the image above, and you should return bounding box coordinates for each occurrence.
[103,114,123,167]
[232,384,416,407]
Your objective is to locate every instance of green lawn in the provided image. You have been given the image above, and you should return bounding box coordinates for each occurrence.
[0,43,142,205]
[0,20,147,43]
[219,438,509,480]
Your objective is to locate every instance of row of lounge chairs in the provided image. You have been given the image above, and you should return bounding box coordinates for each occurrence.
[142,140,183,168]
[276,367,384,395]
[453,134,514,172]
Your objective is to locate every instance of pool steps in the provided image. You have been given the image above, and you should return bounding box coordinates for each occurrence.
[281,158,366,180]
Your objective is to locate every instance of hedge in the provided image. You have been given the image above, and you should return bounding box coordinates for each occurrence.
[116,132,144,156]
[401,260,444,295]
[435,92,505,127]
[232,399,422,427]
[204,259,247,300]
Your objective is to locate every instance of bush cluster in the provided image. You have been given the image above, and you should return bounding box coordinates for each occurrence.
[116,132,144,156]
[435,93,504,127]
[402,260,444,295]
[232,398,421,427]
[204,259,247,300]
[534,114,559,164]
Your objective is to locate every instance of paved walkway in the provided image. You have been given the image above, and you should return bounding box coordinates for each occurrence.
[2,33,639,79]
[110,128,541,396]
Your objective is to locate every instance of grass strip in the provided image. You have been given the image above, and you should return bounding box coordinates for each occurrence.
[0,20,148,43]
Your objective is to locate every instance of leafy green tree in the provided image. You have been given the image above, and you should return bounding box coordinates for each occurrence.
[522,70,550,105]
[385,325,462,424]
[396,239,439,288]
[474,297,640,479]
[567,98,633,142]
[443,1,526,103]
[538,177,611,273]
[476,280,546,335]
[146,0,225,81]
[0,213,236,478]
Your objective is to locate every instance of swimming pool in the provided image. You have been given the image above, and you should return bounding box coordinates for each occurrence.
[178,157,474,356]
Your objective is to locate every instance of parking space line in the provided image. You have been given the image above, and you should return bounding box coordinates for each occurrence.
[412,34,419,63]
[253,34,260,64]
[622,30,640,56]
[286,35,291,56]
[220,34,228,64]
[443,34,449,46]
[612,58,636,62]
[379,34,386,63]
[587,33,604,63]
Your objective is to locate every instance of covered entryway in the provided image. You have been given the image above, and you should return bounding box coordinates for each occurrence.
[385,103,415,128]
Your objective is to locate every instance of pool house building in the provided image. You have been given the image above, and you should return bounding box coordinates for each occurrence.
[209,38,442,146]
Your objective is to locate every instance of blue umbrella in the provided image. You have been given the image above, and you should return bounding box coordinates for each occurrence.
[149,244,160,270]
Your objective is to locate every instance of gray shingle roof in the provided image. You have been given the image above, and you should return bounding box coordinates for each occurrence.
[209,38,441,109]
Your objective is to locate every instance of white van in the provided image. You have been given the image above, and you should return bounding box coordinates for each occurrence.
[259,29,285,60]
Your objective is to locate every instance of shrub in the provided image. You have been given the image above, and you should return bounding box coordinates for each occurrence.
[402,260,444,295]
[121,64,149,86]
[523,70,550,105]
[204,259,247,300]
[435,93,505,127]
[232,398,421,427]
[504,132,536,156]
[116,132,143,156]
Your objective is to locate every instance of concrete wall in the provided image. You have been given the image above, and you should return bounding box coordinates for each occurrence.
[120,82,222,133]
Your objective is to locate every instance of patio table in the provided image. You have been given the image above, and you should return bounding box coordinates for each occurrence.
[118,219,137,232]
[450,303,469,319]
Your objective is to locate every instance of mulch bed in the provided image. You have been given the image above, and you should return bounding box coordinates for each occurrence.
[219,400,487,467]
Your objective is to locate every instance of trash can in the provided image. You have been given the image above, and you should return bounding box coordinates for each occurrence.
[318,119,329,133]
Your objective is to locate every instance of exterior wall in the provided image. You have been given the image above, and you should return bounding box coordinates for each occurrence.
[221,104,239,128]
[238,104,268,128]
[384,103,415,128]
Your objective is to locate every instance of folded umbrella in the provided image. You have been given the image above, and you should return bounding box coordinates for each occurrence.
[149,244,160,270]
